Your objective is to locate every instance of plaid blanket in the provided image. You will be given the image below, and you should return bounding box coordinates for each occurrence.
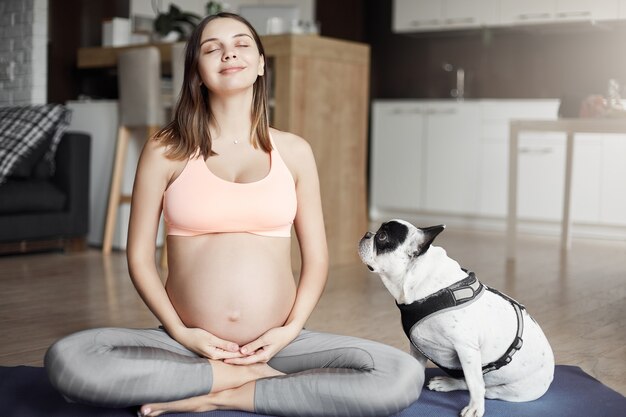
[0,104,72,184]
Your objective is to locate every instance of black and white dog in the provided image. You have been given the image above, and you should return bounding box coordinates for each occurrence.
[358,220,554,417]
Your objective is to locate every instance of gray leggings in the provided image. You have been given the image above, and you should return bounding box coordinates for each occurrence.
[44,327,424,417]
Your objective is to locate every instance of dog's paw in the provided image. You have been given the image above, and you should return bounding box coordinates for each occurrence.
[460,403,484,417]
[427,376,468,392]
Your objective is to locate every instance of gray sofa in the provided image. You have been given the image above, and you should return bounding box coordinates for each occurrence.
[0,107,91,254]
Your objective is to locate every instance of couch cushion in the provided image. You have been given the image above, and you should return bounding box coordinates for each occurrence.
[0,180,66,214]
[0,104,72,184]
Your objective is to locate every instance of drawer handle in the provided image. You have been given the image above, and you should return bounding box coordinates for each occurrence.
[444,17,475,25]
[427,108,457,115]
[410,19,440,26]
[518,12,552,20]
[391,108,422,115]
[519,147,553,154]
[555,11,591,18]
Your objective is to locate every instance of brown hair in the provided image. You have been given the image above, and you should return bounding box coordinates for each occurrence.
[156,12,271,159]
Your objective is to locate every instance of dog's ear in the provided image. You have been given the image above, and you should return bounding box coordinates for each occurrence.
[412,225,445,257]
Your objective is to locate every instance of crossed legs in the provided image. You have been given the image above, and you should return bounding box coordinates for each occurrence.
[45,328,424,417]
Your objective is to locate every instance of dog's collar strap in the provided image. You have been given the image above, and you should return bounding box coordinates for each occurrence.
[396,271,484,337]
[397,272,527,378]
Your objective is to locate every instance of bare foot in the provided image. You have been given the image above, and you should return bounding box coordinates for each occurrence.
[138,392,217,417]
[139,382,257,416]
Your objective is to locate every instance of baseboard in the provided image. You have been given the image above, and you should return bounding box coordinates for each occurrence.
[0,237,87,255]
[369,208,626,241]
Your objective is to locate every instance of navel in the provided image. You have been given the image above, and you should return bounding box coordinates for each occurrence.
[227,310,241,322]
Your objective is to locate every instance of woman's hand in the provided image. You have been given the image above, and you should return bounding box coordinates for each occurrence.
[223,324,300,365]
[173,326,244,360]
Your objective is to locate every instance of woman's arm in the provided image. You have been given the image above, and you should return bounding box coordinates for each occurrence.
[225,133,328,364]
[283,136,329,331]
[127,138,241,359]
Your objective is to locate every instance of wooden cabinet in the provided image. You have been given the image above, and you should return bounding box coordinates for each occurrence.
[263,35,370,267]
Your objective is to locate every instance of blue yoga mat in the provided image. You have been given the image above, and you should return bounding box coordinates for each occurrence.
[1,365,623,417]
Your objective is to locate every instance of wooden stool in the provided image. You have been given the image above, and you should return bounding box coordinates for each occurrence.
[102,47,163,255]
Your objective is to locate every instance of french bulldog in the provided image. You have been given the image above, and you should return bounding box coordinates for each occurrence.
[358,220,554,417]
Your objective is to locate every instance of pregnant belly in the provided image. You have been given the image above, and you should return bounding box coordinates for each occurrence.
[165,234,296,346]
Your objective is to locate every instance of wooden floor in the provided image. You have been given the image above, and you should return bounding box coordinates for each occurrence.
[1,228,624,395]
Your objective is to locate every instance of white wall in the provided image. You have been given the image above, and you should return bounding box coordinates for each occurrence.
[0,0,48,106]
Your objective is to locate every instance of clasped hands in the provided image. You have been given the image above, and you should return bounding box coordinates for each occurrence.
[174,324,299,365]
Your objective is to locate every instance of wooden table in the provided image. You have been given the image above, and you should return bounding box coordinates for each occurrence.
[507,118,626,260]
[78,42,179,69]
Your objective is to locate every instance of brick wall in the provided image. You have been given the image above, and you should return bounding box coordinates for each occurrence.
[0,0,48,106]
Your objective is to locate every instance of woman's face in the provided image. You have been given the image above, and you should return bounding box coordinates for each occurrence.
[197,17,265,95]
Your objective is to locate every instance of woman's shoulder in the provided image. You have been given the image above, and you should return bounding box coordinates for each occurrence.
[269,128,317,182]
[139,135,189,179]
[269,128,313,160]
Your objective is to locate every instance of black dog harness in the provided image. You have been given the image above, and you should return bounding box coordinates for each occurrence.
[396,271,525,378]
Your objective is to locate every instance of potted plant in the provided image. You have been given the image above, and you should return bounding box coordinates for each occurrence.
[154,5,201,41]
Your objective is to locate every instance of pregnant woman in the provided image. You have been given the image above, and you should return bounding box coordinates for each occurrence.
[45,12,423,417]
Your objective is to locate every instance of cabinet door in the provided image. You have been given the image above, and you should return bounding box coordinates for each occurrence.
[500,0,555,25]
[478,137,508,216]
[423,103,481,214]
[600,134,626,225]
[393,0,442,32]
[371,102,425,212]
[554,0,619,21]
[571,135,602,223]
[517,133,565,221]
[443,0,491,28]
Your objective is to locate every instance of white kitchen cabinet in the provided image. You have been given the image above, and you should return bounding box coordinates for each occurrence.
[499,0,555,25]
[517,133,566,221]
[423,103,481,214]
[393,0,497,32]
[478,137,508,217]
[554,0,620,22]
[370,102,426,213]
[393,0,442,32]
[478,100,561,217]
[371,99,624,238]
[600,135,626,225]
[620,0,626,18]
[443,0,498,28]
[499,0,619,25]
[571,135,603,223]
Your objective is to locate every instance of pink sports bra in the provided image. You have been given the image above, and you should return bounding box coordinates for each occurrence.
[163,139,297,237]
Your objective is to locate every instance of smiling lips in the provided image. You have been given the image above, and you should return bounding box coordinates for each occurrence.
[220,66,246,74]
